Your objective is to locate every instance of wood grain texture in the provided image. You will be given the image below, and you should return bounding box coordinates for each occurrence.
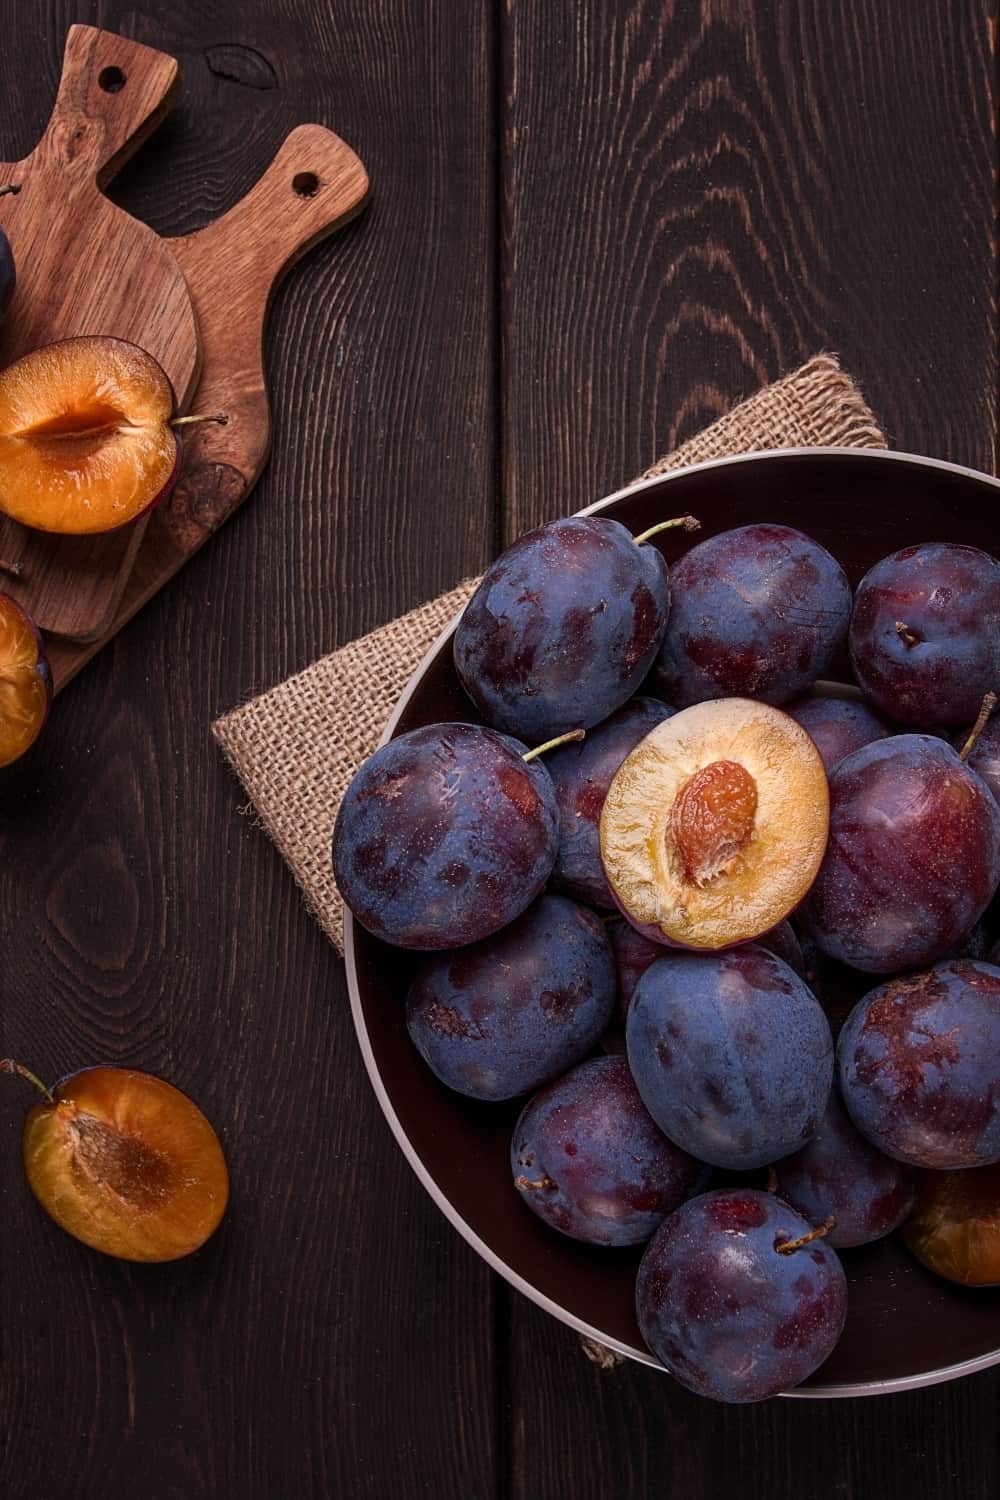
[0,3,497,1498]
[0,25,200,641]
[45,121,370,690]
[502,2,1000,1497]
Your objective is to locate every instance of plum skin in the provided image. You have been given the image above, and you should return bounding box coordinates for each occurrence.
[802,735,1000,974]
[849,543,1000,727]
[773,1088,916,1247]
[636,1188,848,1403]
[333,722,559,949]
[955,714,1000,806]
[405,894,615,1100]
[837,961,1000,1169]
[654,524,852,707]
[626,946,834,1170]
[547,696,674,907]
[0,228,13,322]
[786,695,892,774]
[510,1055,701,1245]
[453,516,671,741]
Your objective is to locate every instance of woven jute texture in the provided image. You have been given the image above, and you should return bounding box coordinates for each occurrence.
[213,353,885,953]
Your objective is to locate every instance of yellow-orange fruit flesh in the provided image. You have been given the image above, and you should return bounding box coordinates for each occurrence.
[0,594,50,768]
[22,1067,229,1262]
[600,698,830,949]
[0,337,178,535]
[903,1165,1000,1286]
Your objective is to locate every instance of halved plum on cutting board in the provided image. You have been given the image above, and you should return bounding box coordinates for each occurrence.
[0,593,51,767]
[600,697,829,950]
[0,336,181,535]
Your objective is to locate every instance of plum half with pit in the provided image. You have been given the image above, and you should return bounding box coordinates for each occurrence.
[453,514,692,741]
[626,946,833,1170]
[849,543,1000,727]
[0,337,223,535]
[0,593,51,768]
[510,1055,702,1246]
[405,894,615,1100]
[838,960,1000,1169]
[802,735,1000,973]
[2,1060,229,1262]
[333,722,559,949]
[600,698,829,951]
[786,695,892,774]
[546,695,674,906]
[773,1087,916,1248]
[904,1164,1000,1286]
[654,524,852,707]
[636,1188,848,1403]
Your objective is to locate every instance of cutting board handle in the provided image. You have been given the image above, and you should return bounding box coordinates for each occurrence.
[28,24,179,188]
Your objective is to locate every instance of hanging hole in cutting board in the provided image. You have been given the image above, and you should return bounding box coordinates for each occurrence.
[292,172,320,197]
[99,67,126,94]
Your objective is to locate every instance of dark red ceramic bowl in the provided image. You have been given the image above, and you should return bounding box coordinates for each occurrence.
[345,447,1000,1397]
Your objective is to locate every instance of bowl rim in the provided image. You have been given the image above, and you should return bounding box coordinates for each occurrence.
[344,444,1000,1398]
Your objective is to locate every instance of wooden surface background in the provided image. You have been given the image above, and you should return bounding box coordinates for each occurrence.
[0,3,997,1497]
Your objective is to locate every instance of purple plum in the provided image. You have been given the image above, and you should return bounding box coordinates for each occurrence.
[786,695,892,773]
[405,894,615,1100]
[0,228,13,323]
[954,711,1000,806]
[510,1055,701,1246]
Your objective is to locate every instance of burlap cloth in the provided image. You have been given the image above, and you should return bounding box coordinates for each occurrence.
[213,354,885,952]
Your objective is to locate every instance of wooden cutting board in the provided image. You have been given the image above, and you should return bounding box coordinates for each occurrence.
[0,25,202,642]
[0,26,369,679]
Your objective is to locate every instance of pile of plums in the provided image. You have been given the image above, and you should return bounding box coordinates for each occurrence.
[334,513,1000,1404]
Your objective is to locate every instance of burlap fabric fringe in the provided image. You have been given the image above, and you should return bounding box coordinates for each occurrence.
[213,353,885,953]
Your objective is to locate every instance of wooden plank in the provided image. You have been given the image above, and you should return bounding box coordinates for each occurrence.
[501,0,999,1494]
[0,3,498,1498]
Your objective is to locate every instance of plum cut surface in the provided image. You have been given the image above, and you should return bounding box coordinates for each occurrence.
[600,698,829,950]
[0,337,180,535]
[0,592,51,767]
[22,1066,229,1262]
[903,1164,1000,1286]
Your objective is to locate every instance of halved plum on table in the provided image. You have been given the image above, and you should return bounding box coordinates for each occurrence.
[0,337,187,534]
[0,593,51,768]
[904,1164,1000,1286]
[600,698,829,951]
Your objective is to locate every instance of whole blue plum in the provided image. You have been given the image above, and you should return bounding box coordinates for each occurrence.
[332,722,558,949]
[636,1188,848,1402]
[546,696,674,906]
[773,1088,916,1247]
[510,1055,702,1245]
[453,516,672,741]
[405,894,616,1099]
[0,228,13,323]
[654,524,852,706]
[626,946,833,1169]
[850,543,1000,726]
[954,712,1000,806]
[786,695,892,774]
[838,960,1000,1169]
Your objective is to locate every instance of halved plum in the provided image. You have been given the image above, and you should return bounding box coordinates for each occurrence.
[5,1061,229,1262]
[903,1164,1000,1286]
[600,698,829,950]
[0,592,51,768]
[0,337,184,535]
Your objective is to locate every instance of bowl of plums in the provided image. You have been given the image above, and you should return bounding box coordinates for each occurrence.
[337,446,1000,1403]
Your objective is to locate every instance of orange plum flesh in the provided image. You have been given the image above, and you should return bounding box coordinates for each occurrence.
[0,593,51,767]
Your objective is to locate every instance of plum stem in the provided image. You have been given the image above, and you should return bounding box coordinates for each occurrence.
[0,1059,54,1104]
[0,184,19,198]
[633,515,701,546]
[776,1214,836,1255]
[515,1174,556,1192]
[171,412,229,430]
[0,557,22,578]
[895,621,921,649]
[958,691,998,762]
[522,728,585,762]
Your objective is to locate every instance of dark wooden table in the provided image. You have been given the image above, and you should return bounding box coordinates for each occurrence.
[2,4,998,1497]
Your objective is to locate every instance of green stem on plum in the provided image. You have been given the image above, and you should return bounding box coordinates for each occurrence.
[632,515,701,546]
[958,691,998,763]
[0,1059,55,1104]
[522,729,585,762]
[776,1214,836,1255]
[171,412,229,430]
[515,1174,556,1192]
[895,621,921,649]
